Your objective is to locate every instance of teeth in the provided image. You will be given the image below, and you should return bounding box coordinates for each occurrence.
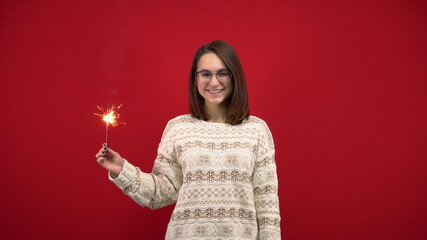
[208,89,223,94]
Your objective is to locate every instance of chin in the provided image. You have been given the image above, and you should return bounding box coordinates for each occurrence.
[206,99,225,105]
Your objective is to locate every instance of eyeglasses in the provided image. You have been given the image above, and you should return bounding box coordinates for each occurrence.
[195,70,232,84]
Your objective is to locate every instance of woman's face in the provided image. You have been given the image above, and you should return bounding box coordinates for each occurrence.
[196,53,233,107]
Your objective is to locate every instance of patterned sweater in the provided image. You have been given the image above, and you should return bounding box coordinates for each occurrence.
[110,115,281,239]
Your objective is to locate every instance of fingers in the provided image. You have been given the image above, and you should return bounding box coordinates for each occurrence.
[96,156,105,164]
[95,147,107,158]
[95,152,105,159]
[95,144,110,158]
[95,146,113,161]
[102,143,109,155]
[101,143,120,157]
[95,144,122,166]
[95,148,109,168]
[102,146,120,159]
[96,150,109,166]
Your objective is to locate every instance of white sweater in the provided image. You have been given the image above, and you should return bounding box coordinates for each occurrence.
[110,115,281,239]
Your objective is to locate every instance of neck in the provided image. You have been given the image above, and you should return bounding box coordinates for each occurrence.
[205,103,227,123]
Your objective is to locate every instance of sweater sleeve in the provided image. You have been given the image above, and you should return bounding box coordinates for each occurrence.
[109,119,183,209]
[253,120,281,239]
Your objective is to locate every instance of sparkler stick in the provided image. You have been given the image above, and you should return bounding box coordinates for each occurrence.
[105,122,109,145]
[94,104,125,146]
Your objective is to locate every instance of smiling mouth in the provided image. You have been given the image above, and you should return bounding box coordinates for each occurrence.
[207,89,224,94]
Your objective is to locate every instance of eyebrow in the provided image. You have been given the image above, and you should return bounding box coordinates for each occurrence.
[197,68,229,72]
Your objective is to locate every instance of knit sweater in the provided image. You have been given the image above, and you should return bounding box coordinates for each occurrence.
[110,115,281,239]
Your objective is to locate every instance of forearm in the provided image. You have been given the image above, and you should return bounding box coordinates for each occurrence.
[255,189,281,239]
[254,166,281,239]
[109,160,157,208]
[253,119,282,239]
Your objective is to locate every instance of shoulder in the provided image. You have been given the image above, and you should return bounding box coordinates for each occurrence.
[245,115,274,138]
[246,115,266,123]
[164,114,198,130]
[160,114,195,137]
[245,115,270,129]
[167,114,197,125]
[247,116,275,147]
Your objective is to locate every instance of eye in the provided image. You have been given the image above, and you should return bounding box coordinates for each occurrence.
[200,72,212,78]
[217,72,229,78]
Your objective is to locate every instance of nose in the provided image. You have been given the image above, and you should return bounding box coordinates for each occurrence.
[209,74,221,85]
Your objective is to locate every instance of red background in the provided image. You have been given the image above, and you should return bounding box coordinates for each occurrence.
[1,0,426,239]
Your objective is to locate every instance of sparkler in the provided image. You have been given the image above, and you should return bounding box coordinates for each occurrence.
[94,104,125,146]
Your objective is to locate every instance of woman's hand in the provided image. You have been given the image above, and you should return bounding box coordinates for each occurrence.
[95,143,124,179]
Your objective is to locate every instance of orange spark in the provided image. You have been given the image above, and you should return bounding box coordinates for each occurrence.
[94,104,125,145]
[94,104,125,127]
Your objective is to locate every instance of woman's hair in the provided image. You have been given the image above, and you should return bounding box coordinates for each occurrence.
[189,40,250,125]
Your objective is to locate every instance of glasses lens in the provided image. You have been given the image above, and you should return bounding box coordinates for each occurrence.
[197,71,212,83]
[217,71,231,81]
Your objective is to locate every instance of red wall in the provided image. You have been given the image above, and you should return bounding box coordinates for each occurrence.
[1,0,426,239]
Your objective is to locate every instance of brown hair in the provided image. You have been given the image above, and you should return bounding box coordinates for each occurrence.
[189,40,250,125]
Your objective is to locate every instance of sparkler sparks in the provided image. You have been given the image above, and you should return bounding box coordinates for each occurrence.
[94,104,125,145]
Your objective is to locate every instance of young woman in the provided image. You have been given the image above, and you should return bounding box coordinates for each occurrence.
[95,40,281,239]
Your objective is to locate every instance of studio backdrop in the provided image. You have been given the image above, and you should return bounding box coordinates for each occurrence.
[1,0,426,239]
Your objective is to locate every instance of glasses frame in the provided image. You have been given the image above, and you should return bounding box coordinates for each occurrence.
[194,70,232,84]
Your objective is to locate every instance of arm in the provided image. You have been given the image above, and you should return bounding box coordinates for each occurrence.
[253,121,281,239]
[106,120,183,209]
